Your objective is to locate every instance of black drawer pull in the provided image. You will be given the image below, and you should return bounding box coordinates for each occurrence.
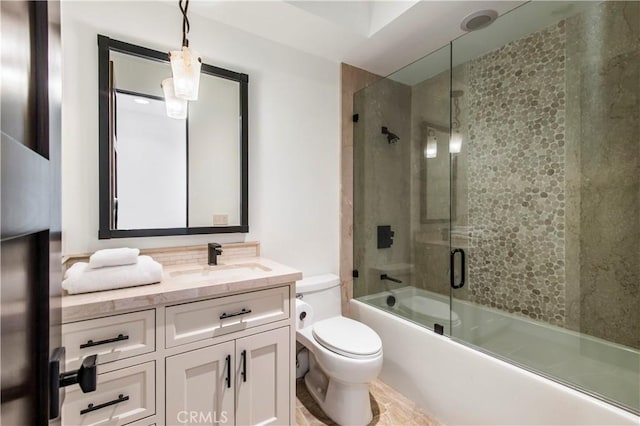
[80,334,129,349]
[241,349,247,382]
[219,308,252,320]
[225,354,231,388]
[80,394,129,415]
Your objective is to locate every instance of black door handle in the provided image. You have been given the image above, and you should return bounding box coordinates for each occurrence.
[59,354,97,393]
[50,347,98,419]
[450,248,466,289]
[225,355,231,388]
[240,350,247,382]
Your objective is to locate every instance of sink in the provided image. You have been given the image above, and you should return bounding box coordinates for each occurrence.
[169,262,272,282]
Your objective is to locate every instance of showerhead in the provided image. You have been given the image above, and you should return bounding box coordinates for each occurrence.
[381,126,400,144]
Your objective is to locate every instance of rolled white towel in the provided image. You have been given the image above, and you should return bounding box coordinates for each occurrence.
[89,247,140,269]
[63,255,163,295]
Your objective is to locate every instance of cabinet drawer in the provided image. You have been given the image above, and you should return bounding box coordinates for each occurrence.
[62,361,155,426]
[63,310,155,370]
[166,286,290,348]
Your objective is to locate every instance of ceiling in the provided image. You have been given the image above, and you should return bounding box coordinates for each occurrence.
[181,0,526,77]
[389,0,595,85]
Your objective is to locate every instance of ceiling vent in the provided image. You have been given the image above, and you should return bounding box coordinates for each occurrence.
[460,9,498,32]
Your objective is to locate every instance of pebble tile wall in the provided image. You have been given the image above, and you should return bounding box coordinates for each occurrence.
[466,21,567,325]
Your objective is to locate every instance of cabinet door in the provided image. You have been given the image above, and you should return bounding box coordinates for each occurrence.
[166,341,235,426]
[235,327,290,426]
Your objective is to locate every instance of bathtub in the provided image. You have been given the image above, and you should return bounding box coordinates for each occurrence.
[352,287,640,425]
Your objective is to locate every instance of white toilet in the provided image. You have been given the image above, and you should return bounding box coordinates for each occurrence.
[296,274,383,426]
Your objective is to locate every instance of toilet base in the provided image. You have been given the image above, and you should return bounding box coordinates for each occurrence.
[304,357,373,426]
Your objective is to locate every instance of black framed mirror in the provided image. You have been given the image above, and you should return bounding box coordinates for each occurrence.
[98,35,248,239]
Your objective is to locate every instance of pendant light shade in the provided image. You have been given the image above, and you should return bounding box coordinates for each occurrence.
[161,0,201,117]
[425,132,438,159]
[170,46,202,101]
[450,131,463,153]
[161,78,188,119]
[450,91,464,154]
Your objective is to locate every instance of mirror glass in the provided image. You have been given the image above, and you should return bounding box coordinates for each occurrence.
[99,36,248,238]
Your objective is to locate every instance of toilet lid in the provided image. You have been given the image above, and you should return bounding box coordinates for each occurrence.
[312,317,382,358]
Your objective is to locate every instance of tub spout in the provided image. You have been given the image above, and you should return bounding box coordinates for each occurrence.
[380,274,402,284]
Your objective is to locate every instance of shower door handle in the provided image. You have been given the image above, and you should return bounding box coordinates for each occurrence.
[450,248,466,289]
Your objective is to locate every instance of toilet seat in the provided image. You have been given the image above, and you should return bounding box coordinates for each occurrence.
[312,317,382,359]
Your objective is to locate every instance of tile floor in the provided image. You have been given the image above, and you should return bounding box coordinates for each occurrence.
[296,378,442,425]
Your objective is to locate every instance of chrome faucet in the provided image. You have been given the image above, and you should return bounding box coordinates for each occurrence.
[208,243,223,265]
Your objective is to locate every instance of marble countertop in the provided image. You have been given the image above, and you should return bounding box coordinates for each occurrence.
[61,257,302,323]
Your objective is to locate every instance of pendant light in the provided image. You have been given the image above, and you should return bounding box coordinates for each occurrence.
[425,127,438,159]
[450,90,463,154]
[161,78,188,119]
[450,131,463,154]
[170,0,201,101]
[163,0,201,118]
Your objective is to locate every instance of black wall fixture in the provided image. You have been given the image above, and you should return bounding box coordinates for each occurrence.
[377,225,394,249]
[381,126,400,144]
[434,323,444,335]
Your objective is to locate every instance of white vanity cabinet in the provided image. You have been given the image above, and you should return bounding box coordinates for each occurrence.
[165,286,290,348]
[61,310,157,426]
[61,279,297,426]
[166,341,236,425]
[166,327,290,426]
[62,361,156,426]
[62,309,155,370]
[235,327,290,426]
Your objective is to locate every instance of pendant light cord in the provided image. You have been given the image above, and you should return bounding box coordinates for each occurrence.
[179,0,190,47]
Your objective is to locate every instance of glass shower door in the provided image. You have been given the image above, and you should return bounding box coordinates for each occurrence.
[352,0,639,414]
[448,0,640,414]
[353,45,454,335]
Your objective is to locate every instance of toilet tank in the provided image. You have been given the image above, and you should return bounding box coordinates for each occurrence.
[296,274,342,322]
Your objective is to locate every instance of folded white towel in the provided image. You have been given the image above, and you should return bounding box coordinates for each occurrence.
[63,255,163,295]
[89,248,140,269]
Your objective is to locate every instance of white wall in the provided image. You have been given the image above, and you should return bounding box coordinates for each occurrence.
[61,1,340,276]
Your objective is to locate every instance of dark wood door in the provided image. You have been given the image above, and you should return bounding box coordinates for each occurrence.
[1,1,62,424]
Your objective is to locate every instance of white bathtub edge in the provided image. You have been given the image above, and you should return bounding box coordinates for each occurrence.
[350,299,640,426]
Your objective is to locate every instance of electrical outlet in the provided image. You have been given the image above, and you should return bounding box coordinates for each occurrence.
[213,214,228,226]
